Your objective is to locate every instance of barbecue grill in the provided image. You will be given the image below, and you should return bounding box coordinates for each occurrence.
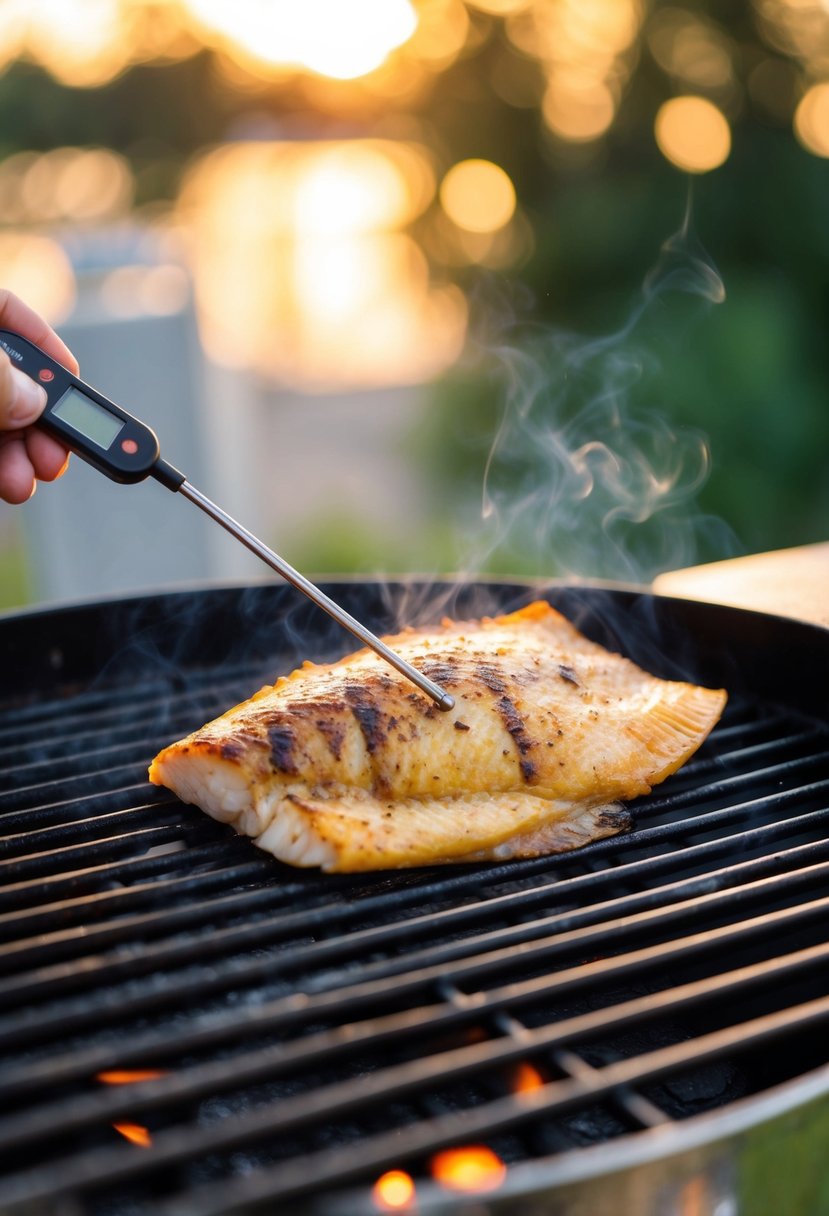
[1,578,828,1216]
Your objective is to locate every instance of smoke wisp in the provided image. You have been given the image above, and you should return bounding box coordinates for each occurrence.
[462,200,738,587]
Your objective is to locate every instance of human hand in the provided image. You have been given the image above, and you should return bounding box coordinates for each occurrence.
[0,291,79,504]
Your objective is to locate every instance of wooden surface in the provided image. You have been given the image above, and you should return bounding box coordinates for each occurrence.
[653,542,829,629]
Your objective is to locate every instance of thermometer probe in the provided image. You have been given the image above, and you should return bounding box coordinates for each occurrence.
[1,329,455,713]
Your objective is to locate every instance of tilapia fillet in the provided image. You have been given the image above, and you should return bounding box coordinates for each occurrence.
[149,601,726,872]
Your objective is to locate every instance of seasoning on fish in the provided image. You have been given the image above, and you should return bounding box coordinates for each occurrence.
[148,601,727,872]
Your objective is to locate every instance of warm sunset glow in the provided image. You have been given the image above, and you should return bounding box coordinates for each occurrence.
[96,1069,169,1084]
[0,233,76,325]
[654,96,731,172]
[179,140,466,390]
[512,1061,546,1096]
[11,0,131,87]
[372,1168,417,1210]
[0,0,418,86]
[113,1122,152,1147]
[440,159,517,234]
[430,1146,507,1193]
[183,0,418,80]
[794,82,829,156]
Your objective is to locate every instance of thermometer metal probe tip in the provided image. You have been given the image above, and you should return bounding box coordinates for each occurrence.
[171,474,455,713]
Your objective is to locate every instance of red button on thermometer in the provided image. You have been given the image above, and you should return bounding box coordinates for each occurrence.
[0,328,454,712]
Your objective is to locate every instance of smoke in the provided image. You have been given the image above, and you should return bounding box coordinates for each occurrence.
[458,196,738,587]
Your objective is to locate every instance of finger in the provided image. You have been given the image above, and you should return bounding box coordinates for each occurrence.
[24,427,71,482]
[0,435,36,504]
[0,290,78,374]
[0,351,49,430]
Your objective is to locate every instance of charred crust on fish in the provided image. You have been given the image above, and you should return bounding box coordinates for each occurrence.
[218,740,244,761]
[344,683,385,753]
[267,724,300,775]
[419,658,459,687]
[598,805,632,831]
[475,662,507,695]
[316,718,346,761]
[495,693,538,782]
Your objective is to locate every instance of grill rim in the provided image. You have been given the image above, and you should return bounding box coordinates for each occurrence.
[1,574,828,711]
[316,1060,829,1216]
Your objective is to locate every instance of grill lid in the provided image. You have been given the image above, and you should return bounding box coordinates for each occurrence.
[1,580,828,1215]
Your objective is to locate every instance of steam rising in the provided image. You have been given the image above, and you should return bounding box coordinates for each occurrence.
[467,202,734,586]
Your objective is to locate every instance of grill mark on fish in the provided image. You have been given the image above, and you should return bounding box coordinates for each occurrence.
[297,698,349,761]
[267,723,299,775]
[495,693,538,783]
[316,718,346,760]
[420,658,459,687]
[344,683,385,754]
[476,662,507,694]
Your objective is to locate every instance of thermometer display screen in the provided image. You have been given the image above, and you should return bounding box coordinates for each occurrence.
[52,386,125,451]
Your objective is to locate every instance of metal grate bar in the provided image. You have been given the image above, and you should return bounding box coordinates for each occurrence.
[2,837,829,1092]
[5,958,829,1213]
[2,802,829,1051]
[157,988,829,1216]
[5,778,829,973]
[0,840,271,916]
[5,887,829,1139]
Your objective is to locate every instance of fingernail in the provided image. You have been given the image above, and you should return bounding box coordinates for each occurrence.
[9,368,48,425]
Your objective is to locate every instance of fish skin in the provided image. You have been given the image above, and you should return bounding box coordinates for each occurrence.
[149,601,727,871]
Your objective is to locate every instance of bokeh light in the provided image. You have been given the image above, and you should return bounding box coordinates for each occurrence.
[0,232,76,324]
[654,95,732,172]
[794,81,829,155]
[0,146,133,224]
[512,0,644,149]
[440,159,517,234]
[648,9,736,94]
[542,74,617,142]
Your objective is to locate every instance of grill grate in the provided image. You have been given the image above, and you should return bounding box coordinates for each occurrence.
[1,584,828,1216]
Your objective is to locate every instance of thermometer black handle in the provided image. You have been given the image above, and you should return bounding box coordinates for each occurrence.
[0,328,183,488]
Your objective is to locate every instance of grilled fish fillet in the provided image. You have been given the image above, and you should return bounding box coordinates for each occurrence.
[149,601,726,872]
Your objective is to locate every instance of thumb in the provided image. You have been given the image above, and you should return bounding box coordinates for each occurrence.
[0,352,47,430]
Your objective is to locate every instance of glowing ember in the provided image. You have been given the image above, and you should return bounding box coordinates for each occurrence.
[96,1070,168,1085]
[112,1122,152,1148]
[513,1061,545,1095]
[372,1168,417,1210]
[430,1145,506,1193]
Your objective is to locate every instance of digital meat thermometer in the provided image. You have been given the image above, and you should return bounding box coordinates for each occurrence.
[1,328,455,712]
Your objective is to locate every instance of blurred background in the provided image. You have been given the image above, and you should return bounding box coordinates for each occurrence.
[1,0,828,610]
